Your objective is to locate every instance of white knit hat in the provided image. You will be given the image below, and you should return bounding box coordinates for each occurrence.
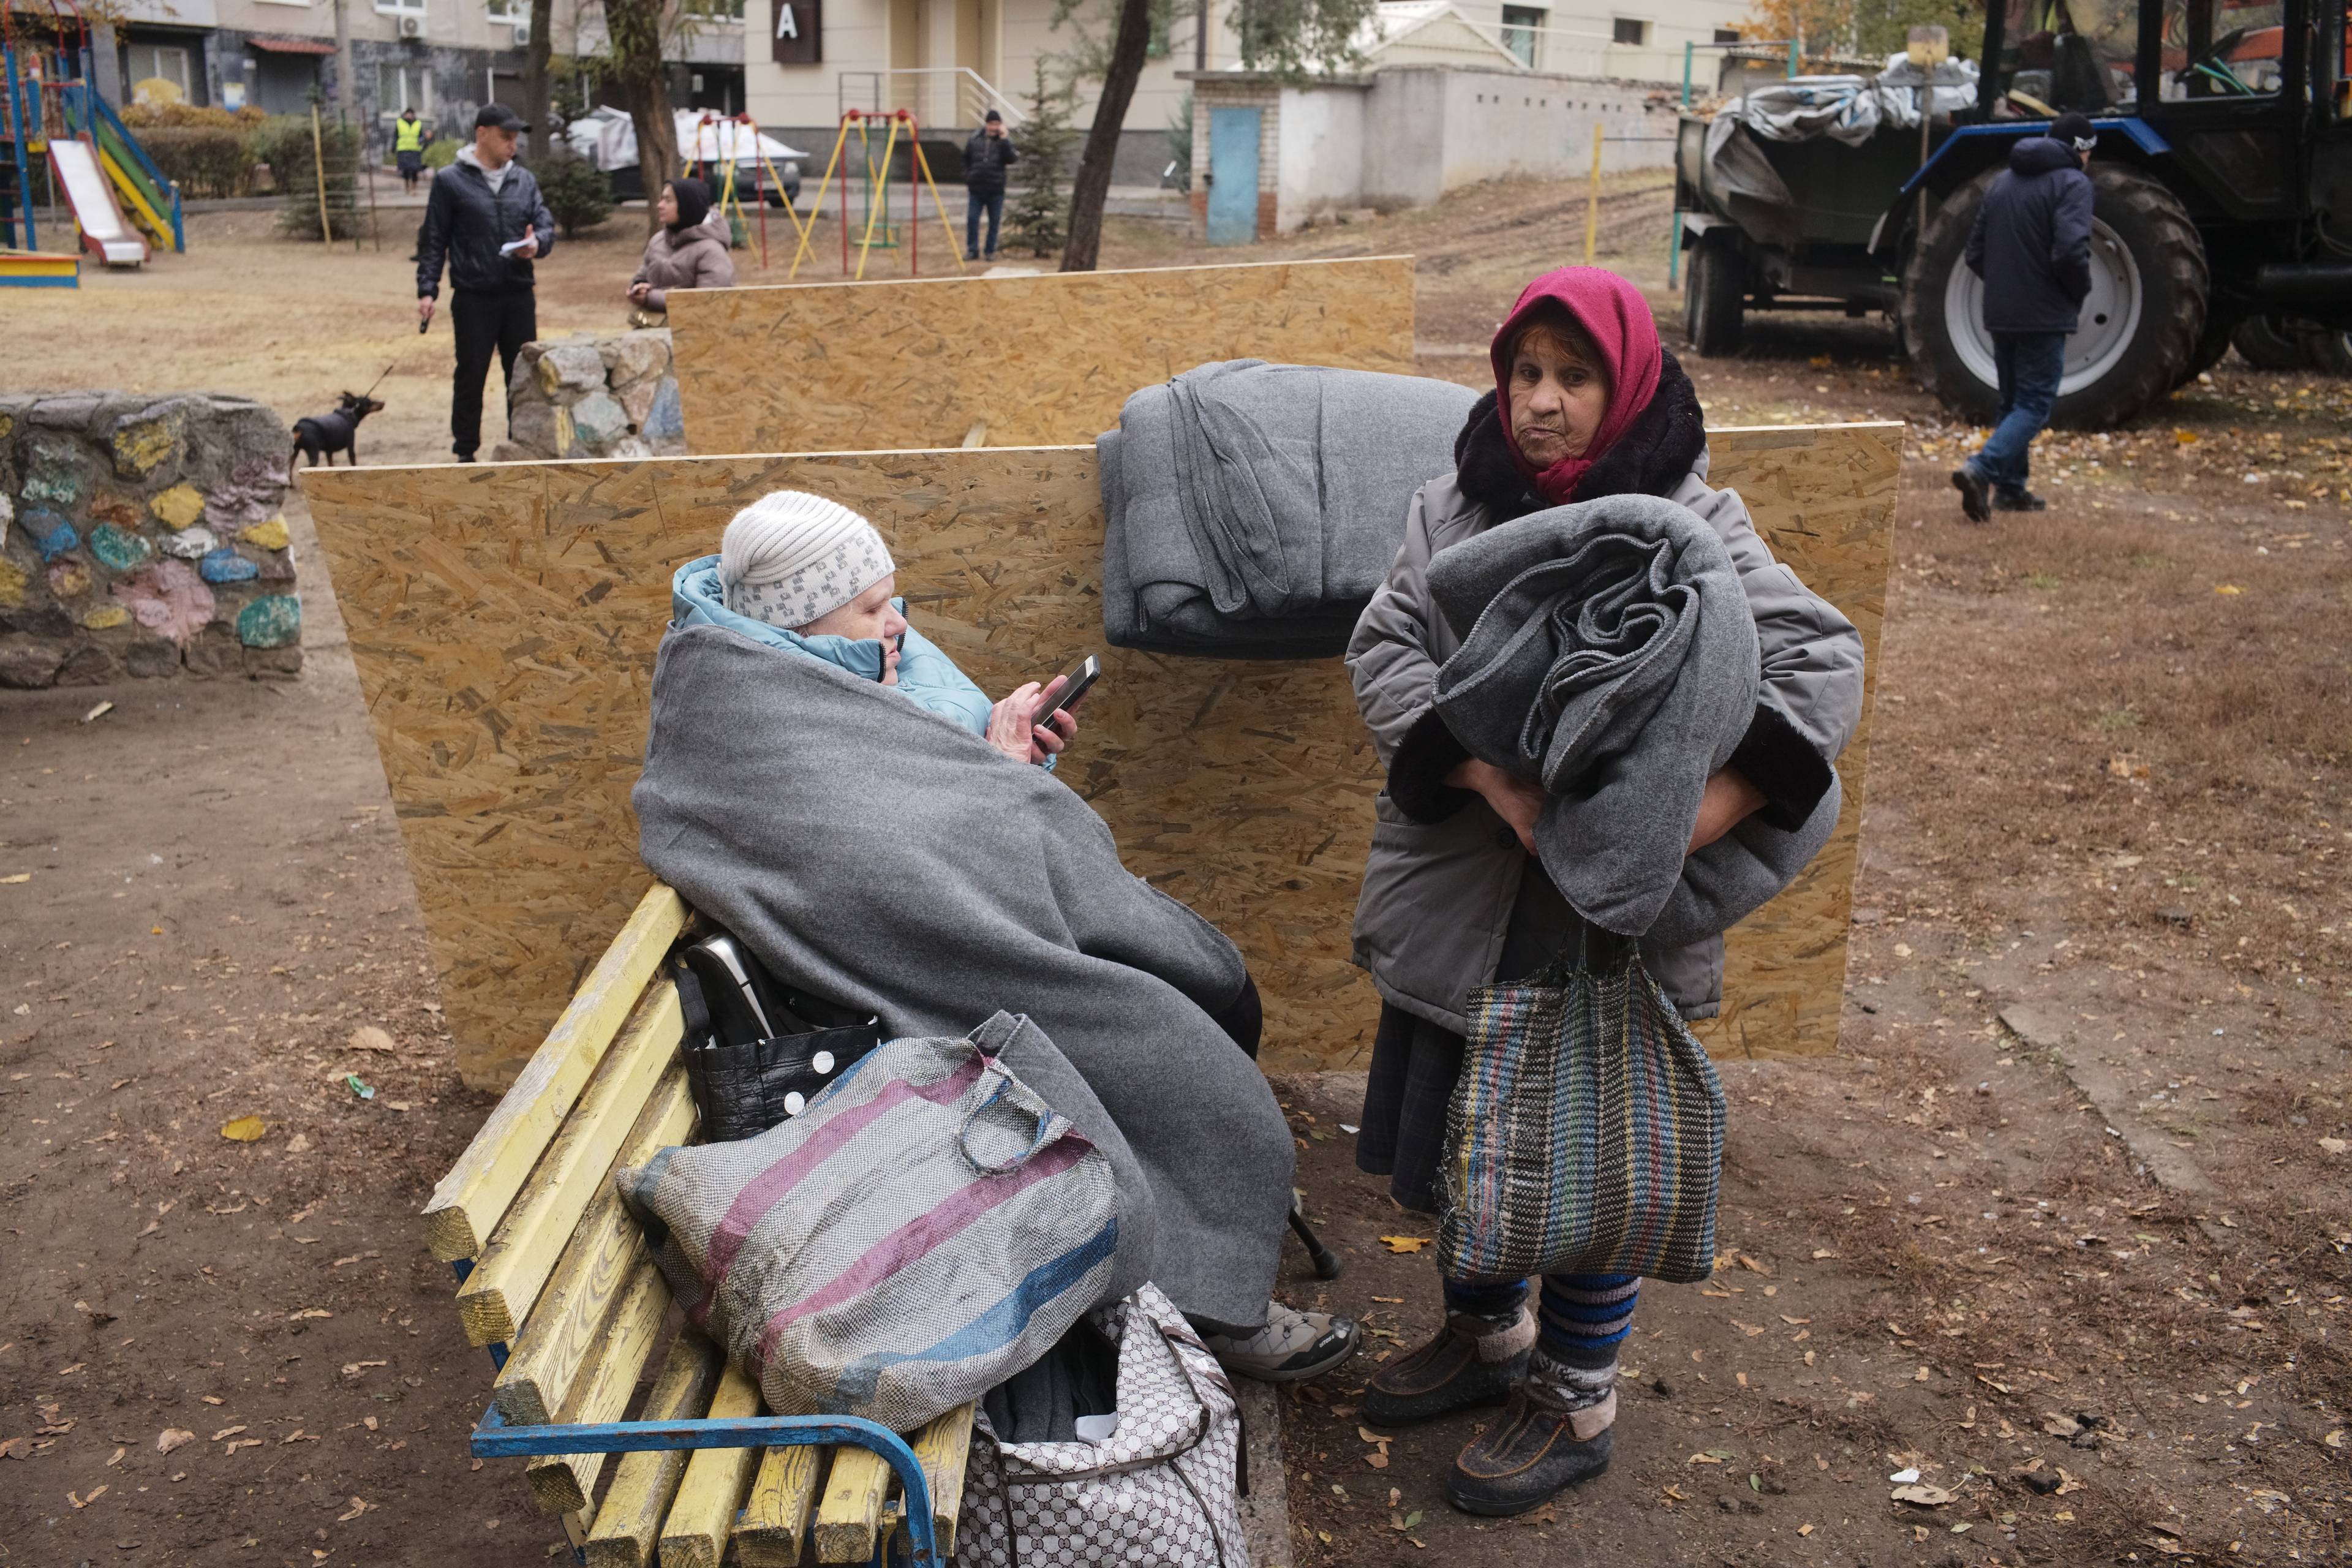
[719,490,896,630]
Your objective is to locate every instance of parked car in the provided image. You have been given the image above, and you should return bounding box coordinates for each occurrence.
[564,108,805,209]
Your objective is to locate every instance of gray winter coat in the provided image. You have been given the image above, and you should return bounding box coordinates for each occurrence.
[1346,365,1865,1027]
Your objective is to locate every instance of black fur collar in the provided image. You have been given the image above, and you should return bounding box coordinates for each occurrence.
[1452,349,1709,520]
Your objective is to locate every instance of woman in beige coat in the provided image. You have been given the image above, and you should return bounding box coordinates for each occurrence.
[625,177,734,318]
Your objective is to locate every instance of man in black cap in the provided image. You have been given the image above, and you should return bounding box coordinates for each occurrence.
[416,103,556,462]
[962,109,1018,263]
[1951,110,2097,521]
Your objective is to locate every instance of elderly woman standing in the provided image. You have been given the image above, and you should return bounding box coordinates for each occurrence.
[1346,268,1866,1515]
[626,177,735,321]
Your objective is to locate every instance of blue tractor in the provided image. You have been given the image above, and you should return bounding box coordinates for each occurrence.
[1676,0,2352,425]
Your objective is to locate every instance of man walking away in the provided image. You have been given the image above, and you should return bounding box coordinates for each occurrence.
[394,107,426,194]
[963,109,1018,263]
[415,104,554,464]
[1951,110,2097,522]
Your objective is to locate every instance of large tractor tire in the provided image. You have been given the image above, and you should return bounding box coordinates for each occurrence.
[2232,314,2317,369]
[1683,230,1746,357]
[1902,164,2208,428]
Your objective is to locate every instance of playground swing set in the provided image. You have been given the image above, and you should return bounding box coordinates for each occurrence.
[786,108,965,282]
[2,0,184,287]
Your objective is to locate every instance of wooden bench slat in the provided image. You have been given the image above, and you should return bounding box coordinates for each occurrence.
[885,1403,976,1558]
[733,1442,826,1568]
[580,1332,723,1568]
[520,1259,671,1515]
[457,980,684,1346]
[423,883,687,1262]
[812,1444,892,1564]
[657,1363,764,1568]
[492,1065,695,1424]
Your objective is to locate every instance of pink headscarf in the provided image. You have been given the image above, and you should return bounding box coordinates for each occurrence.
[1489,267,1663,506]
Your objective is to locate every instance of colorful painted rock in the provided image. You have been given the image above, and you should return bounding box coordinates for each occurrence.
[47,559,92,598]
[110,559,216,647]
[198,547,261,584]
[25,508,80,562]
[236,594,301,649]
[150,483,205,530]
[239,518,290,553]
[161,525,218,560]
[88,521,154,571]
[80,603,130,631]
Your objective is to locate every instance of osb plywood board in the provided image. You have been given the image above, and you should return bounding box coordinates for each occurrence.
[302,423,1898,1086]
[1693,421,1903,1060]
[666,257,1415,456]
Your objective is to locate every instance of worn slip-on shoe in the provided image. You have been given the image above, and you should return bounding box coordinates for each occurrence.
[1360,1309,1534,1428]
[1444,1388,1615,1517]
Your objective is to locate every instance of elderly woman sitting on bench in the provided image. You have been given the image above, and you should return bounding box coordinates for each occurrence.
[652,489,1360,1385]
[671,489,1076,766]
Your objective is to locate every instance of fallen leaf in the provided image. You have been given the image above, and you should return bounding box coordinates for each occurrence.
[2214,584,2244,595]
[218,1116,266,1142]
[2320,1138,2348,1156]
[1893,1483,1957,1507]
[288,1308,333,1322]
[1378,1236,1431,1254]
[107,1446,126,1467]
[1365,1452,1389,1468]
[69,1485,108,1508]
[347,1026,396,1054]
[157,1428,194,1454]
[0,873,29,885]
[209,1425,247,1442]
[1688,1452,1726,1464]
[2043,1412,2082,1438]
[1812,1249,1838,1259]
[1798,1523,1815,1536]
[0,1437,28,1461]
[82,701,114,723]
[337,1497,372,1522]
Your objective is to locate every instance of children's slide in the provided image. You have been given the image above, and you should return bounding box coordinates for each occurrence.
[48,135,148,266]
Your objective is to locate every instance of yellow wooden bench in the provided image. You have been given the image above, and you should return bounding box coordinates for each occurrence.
[423,882,973,1567]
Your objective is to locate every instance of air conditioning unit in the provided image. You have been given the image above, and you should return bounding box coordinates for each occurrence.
[510,20,529,43]
[398,14,424,37]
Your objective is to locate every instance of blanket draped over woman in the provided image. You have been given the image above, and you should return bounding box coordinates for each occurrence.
[633,622,1297,1330]
[1343,266,1866,1516]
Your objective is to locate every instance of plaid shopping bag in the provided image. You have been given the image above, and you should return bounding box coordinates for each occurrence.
[1437,931,1726,1285]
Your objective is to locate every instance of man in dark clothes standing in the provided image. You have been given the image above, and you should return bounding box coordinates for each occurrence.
[415,104,555,463]
[1951,110,2097,522]
[962,109,1019,263]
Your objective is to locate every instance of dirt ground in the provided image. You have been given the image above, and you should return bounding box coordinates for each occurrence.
[4,178,2348,1567]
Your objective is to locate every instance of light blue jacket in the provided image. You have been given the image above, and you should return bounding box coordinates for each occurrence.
[669,556,995,736]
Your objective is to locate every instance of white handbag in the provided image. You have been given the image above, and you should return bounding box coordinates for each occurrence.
[953,1284,1251,1568]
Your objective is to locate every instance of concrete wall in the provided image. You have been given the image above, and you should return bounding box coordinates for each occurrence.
[1198,63,1675,236]
[0,394,302,689]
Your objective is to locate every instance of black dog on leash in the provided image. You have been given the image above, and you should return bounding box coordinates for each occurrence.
[290,392,386,467]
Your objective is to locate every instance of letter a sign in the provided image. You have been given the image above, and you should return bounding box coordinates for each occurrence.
[772,0,820,62]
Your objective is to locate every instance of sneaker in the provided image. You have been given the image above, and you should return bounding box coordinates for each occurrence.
[1201,1301,1359,1384]
[1994,487,2048,511]
[1950,466,1991,523]
[1444,1385,1616,1515]
[1361,1309,1534,1427]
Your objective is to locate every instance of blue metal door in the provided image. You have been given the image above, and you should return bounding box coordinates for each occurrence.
[1206,107,1260,246]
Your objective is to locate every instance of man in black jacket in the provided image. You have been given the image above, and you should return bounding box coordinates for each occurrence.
[416,104,556,462]
[962,110,1018,263]
[1951,111,2097,522]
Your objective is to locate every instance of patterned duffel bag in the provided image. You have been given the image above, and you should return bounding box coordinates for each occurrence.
[955,1283,1250,1568]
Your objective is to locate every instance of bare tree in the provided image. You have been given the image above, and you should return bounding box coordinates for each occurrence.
[522,0,555,157]
[606,0,677,233]
[1058,0,1150,272]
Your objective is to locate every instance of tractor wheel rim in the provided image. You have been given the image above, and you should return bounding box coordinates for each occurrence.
[1942,217,2145,398]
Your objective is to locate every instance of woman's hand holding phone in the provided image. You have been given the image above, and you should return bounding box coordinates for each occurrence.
[987,676,1077,764]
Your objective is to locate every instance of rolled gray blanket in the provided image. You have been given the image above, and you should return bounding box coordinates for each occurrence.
[1099,360,1477,658]
[1428,493,1840,948]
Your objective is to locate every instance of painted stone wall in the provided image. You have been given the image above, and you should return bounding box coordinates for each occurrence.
[493,330,688,462]
[0,392,303,689]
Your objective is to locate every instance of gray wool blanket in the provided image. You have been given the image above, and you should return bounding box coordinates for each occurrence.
[1428,494,1841,949]
[633,624,1295,1328]
[1099,360,1478,658]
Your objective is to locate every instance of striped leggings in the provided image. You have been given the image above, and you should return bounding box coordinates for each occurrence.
[1444,1273,1638,1370]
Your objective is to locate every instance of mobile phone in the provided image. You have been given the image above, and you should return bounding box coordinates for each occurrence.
[1031,654,1102,731]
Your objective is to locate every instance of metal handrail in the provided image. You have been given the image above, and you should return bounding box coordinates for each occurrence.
[837,67,1022,129]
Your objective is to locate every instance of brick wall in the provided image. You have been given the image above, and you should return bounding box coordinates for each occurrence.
[1188,78,1281,241]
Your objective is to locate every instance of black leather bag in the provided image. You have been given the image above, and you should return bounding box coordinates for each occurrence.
[668,932,881,1144]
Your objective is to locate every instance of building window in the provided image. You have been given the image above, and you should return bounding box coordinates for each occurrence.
[1499,4,1544,67]
[1611,16,1646,45]
[126,42,193,104]
[1713,27,1741,43]
[379,60,432,116]
[486,0,523,20]
[375,0,426,16]
[684,0,745,16]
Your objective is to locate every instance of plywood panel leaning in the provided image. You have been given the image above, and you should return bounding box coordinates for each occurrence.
[1692,421,1903,1059]
[301,424,1896,1085]
[666,257,1416,454]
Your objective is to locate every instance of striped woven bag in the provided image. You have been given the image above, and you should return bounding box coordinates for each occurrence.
[1436,930,1726,1286]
